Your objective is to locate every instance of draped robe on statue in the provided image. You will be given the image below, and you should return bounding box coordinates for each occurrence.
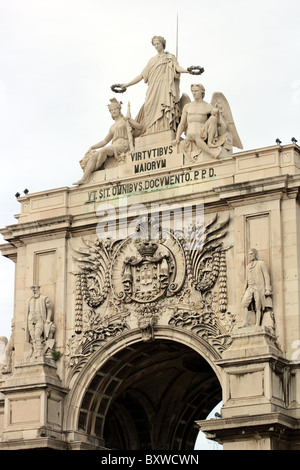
[139,53,181,134]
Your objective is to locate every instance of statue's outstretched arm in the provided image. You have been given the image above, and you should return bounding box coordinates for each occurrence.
[175,64,188,74]
[121,74,143,89]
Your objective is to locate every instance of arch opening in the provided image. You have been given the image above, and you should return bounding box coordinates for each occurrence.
[77,339,221,450]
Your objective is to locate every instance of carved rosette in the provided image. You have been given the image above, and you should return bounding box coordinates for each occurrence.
[67,214,235,371]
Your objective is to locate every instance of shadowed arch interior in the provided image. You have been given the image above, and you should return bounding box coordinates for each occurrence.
[77,339,221,450]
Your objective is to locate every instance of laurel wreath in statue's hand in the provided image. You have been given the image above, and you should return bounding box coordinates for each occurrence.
[111,84,126,93]
[187,66,205,75]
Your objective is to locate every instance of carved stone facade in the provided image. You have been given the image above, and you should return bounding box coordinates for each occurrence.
[65,213,234,377]
[0,35,300,450]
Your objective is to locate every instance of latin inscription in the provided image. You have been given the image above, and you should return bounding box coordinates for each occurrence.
[87,167,216,203]
[131,145,173,174]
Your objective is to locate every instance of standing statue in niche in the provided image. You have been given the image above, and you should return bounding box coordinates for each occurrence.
[241,249,273,328]
[118,36,202,135]
[25,286,56,357]
[73,99,143,185]
[172,83,243,160]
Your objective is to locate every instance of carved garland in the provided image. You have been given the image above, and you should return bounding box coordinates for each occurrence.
[75,273,83,334]
[219,251,228,313]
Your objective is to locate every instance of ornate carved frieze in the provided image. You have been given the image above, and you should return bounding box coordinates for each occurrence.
[67,214,235,372]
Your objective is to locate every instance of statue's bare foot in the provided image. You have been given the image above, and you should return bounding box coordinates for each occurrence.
[73,180,84,186]
[209,147,222,159]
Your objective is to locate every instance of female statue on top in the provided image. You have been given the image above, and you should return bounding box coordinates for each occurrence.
[120,36,189,135]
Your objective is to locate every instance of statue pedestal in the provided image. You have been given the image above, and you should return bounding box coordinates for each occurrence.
[218,326,287,418]
[222,325,279,360]
[2,355,62,387]
[0,356,68,449]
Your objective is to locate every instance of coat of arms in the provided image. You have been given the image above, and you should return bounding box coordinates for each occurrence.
[110,221,186,304]
[121,239,173,302]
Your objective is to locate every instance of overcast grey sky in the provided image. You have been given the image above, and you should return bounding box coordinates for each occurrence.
[0,0,299,336]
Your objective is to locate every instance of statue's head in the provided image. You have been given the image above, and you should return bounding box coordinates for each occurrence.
[191,84,205,98]
[151,36,166,50]
[108,98,122,119]
[31,285,40,298]
[248,248,259,260]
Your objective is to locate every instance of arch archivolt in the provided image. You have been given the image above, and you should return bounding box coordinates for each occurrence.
[64,325,224,447]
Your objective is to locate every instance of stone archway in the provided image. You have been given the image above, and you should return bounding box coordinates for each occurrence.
[68,330,222,450]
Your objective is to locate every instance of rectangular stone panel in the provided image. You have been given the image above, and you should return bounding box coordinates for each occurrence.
[34,250,56,285]
[33,250,56,302]
[245,213,270,266]
[48,396,62,426]
[31,194,65,211]
[10,396,41,424]
[230,370,264,399]
[236,151,277,172]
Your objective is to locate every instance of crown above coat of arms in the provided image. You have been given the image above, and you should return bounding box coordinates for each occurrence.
[135,239,158,257]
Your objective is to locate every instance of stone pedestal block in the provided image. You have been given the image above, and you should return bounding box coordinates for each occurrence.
[0,357,67,449]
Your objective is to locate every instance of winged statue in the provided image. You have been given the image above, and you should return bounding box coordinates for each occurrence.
[211,91,243,150]
[173,84,243,161]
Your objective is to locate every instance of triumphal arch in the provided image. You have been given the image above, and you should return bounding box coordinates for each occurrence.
[1,35,300,451]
